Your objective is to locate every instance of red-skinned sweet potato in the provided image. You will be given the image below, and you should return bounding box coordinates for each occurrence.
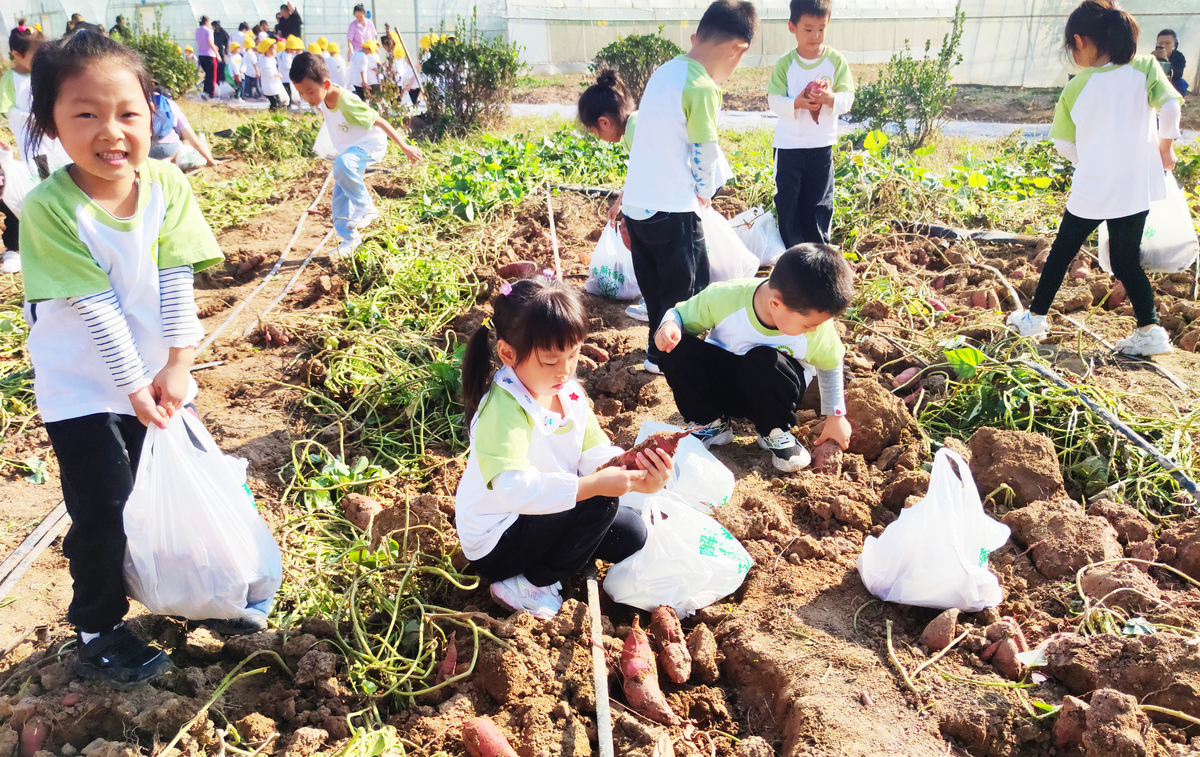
[621,616,680,725]
[649,605,691,684]
[462,717,519,757]
[600,430,690,471]
[811,439,843,475]
[802,80,828,123]
[237,254,265,276]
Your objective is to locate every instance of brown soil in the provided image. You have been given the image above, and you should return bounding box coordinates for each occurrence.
[8,128,1200,757]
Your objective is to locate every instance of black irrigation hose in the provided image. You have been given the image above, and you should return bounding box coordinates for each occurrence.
[1020,360,1200,502]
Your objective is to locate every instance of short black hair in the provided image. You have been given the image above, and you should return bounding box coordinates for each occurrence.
[695,0,757,45]
[290,51,329,84]
[1158,29,1179,45]
[789,0,832,24]
[768,243,855,315]
[29,30,152,156]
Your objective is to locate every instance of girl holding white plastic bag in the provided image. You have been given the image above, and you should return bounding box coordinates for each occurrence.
[456,277,673,620]
[19,31,242,689]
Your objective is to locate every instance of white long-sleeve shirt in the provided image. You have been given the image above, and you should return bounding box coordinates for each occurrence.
[766,47,855,150]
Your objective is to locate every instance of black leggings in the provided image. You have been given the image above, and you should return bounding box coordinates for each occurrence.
[469,497,646,587]
[266,94,284,111]
[1030,208,1158,327]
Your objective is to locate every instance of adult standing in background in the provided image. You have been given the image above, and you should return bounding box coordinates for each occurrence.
[64,12,82,35]
[196,16,218,98]
[1155,30,1188,97]
[108,15,128,40]
[213,21,229,87]
[277,3,302,40]
[346,4,376,54]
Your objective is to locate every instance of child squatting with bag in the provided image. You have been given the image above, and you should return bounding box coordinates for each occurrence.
[1007,0,1183,356]
[455,277,674,620]
[19,30,239,688]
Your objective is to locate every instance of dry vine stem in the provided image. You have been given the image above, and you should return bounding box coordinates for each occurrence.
[885,620,921,698]
[910,629,972,679]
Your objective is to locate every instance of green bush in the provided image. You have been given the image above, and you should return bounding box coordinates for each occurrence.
[850,10,964,151]
[421,13,524,138]
[593,29,682,105]
[123,15,198,97]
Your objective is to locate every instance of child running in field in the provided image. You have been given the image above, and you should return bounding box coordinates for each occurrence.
[20,30,231,687]
[767,0,855,247]
[622,0,756,375]
[577,69,647,322]
[656,244,854,472]
[1007,0,1182,356]
[289,51,423,259]
[456,277,672,619]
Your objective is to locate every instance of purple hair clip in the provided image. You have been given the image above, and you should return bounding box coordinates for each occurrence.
[542,268,554,279]
[500,282,513,296]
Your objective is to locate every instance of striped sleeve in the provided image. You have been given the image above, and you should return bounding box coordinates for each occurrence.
[160,265,204,348]
[69,289,152,393]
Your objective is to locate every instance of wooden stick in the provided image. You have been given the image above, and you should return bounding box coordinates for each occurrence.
[241,227,337,338]
[586,565,614,757]
[911,629,972,679]
[546,184,562,281]
[0,502,70,602]
[885,620,921,698]
[198,170,334,355]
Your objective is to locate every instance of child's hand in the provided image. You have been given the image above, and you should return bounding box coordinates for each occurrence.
[608,192,623,227]
[816,90,835,107]
[697,195,712,208]
[630,447,673,494]
[1161,142,1178,171]
[130,386,170,429]
[401,142,424,163]
[151,347,194,418]
[794,92,822,112]
[584,467,648,498]
[815,414,853,451]
[654,321,682,353]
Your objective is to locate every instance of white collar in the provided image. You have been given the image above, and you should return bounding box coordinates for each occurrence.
[493,365,585,436]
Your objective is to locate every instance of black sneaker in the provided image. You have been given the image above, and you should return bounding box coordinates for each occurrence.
[75,623,172,689]
[196,615,269,636]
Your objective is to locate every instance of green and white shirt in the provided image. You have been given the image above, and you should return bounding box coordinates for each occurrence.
[20,160,222,423]
[1049,55,1182,220]
[665,278,846,416]
[622,56,724,214]
[767,47,855,150]
[319,87,388,161]
[455,366,623,559]
[0,69,70,174]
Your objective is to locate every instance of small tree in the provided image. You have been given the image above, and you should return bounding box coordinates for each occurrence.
[850,10,964,151]
[421,13,524,137]
[593,28,682,105]
[123,11,198,97]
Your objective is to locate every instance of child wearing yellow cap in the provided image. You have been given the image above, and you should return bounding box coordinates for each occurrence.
[226,41,244,99]
[242,36,259,98]
[278,37,300,107]
[380,32,421,106]
[348,38,379,100]
[287,51,423,259]
[256,38,285,110]
[326,41,345,87]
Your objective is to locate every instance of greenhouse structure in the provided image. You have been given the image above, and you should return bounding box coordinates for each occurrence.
[0,0,1194,90]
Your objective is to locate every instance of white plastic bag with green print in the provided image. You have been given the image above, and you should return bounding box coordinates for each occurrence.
[604,490,753,617]
[857,448,1009,612]
[621,421,734,513]
[585,224,641,300]
[1098,173,1199,273]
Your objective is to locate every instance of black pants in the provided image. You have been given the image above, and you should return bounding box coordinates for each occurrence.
[217,61,226,87]
[1,200,19,251]
[625,211,709,363]
[774,146,834,247]
[244,75,259,98]
[354,85,369,100]
[661,334,807,436]
[45,413,147,633]
[1031,209,1158,327]
[266,94,284,111]
[199,55,217,97]
[408,88,421,105]
[470,498,646,587]
[282,82,293,102]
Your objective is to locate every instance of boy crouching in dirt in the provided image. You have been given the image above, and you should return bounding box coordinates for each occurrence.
[654,243,855,472]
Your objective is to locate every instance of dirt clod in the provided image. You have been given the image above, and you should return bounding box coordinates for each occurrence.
[1079,561,1162,612]
[843,380,912,461]
[341,493,382,530]
[1087,498,1153,544]
[280,728,327,757]
[1083,689,1148,757]
[735,736,774,757]
[967,428,1064,507]
[1054,695,1089,747]
[1003,499,1122,579]
[184,628,225,660]
[1159,518,1200,582]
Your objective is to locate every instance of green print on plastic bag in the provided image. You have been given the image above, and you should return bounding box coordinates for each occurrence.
[593,264,625,299]
[979,547,992,567]
[699,524,753,573]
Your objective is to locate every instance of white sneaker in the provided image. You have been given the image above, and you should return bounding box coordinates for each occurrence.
[350,209,380,230]
[757,428,811,473]
[625,301,649,322]
[330,233,361,263]
[689,417,734,449]
[0,251,19,274]
[643,359,662,375]
[1006,310,1048,338]
[489,575,563,621]
[1115,325,1173,356]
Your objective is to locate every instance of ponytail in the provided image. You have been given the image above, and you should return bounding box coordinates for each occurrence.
[1064,0,1139,66]
[460,322,494,423]
[578,67,633,129]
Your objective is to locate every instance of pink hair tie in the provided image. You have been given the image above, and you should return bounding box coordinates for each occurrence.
[16,25,25,31]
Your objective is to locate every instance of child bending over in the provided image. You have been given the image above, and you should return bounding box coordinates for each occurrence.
[21,31,229,687]
[456,278,672,619]
[655,244,854,472]
[290,51,422,260]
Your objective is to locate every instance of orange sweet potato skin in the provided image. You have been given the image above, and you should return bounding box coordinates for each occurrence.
[621,617,681,725]
[600,430,690,470]
[462,717,519,757]
[650,605,692,684]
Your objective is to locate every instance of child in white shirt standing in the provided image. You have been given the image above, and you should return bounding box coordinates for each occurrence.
[326,42,346,88]
[1008,0,1183,356]
[256,38,284,110]
[226,41,243,99]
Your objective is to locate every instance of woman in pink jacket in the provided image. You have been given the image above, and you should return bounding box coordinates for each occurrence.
[346,4,377,54]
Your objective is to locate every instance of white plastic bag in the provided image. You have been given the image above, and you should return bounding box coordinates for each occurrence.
[700,206,760,282]
[585,224,641,300]
[857,448,1010,612]
[312,124,339,162]
[621,422,734,513]
[216,81,234,99]
[0,146,35,218]
[1098,174,1199,273]
[730,207,788,265]
[604,490,753,617]
[175,134,209,172]
[124,412,282,621]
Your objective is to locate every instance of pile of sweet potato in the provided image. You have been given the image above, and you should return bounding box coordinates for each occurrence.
[619,606,697,724]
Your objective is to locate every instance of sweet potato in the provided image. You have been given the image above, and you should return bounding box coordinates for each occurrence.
[649,605,692,684]
[237,254,265,276]
[621,616,680,725]
[264,323,291,346]
[802,80,828,123]
[580,344,610,363]
[497,261,537,279]
[928,297,949,312]
[810,439,843,475]
[18,720,47,757]
[891,366,919,389]
[342,493,382,531]
[435,631,458,684]
[462,717,518,757]
[1106,281,1127,310]
[600,430,691,471]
